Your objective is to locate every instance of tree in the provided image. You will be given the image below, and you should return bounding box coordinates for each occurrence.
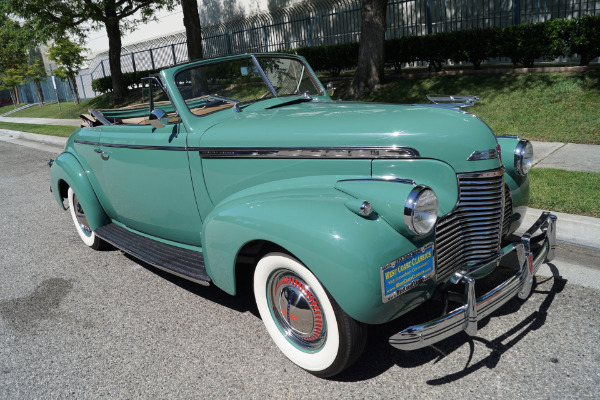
[24,58,47,105]
[6,0,177,101]
[0,68,25,107]
[182,0,203,61]
[0,16,32,106]
[350,0,388,96]
[48,38,86,104]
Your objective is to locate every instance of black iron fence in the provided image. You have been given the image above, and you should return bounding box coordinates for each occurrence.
[15,0,600,101]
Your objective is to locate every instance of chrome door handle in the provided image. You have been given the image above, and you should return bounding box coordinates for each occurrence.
[94,148,109,160]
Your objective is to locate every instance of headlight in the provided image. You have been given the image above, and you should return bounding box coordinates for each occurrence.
[404,187,438,235]
[514,139,533,176]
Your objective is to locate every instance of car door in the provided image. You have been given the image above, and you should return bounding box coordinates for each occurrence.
[92,119,203,247]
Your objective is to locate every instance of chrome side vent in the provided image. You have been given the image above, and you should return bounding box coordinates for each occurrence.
[435,170,505,281]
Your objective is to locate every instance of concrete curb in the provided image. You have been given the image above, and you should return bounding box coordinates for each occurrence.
[0,129,68,147]
[523,208,600,251]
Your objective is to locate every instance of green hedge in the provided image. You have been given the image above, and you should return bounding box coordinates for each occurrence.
[291,14,600,74]
[291,43,360,76]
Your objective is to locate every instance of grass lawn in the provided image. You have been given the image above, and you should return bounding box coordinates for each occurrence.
[351,71,600,145]
[6,70,600,145]
[0,121,75,137]
[3,93,127,119]
[529,168,600,218]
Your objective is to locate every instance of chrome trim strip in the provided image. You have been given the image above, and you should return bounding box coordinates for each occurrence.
[496,134,520,139]
[456,169,504,179]
[98,142,188,151]
[337,178,416,185]
[389,212,556,351]
[467,148,498,161]
[74,141,420,158]
[195,146,420,159]
[75,140,188,151]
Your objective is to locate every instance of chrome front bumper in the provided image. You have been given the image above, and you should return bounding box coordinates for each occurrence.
[389,211,557,351]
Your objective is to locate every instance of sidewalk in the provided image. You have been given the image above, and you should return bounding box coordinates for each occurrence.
[0,116,81,127]
[0,122,599,250]
[532,141,600,173]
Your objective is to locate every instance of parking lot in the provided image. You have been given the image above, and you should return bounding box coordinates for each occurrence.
[1,140,598,399]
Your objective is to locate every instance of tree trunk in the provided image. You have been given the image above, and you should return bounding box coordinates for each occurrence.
[33,79,45,105]
[182,0,203,61]
[9,88,17,108]
[13,86,20,105]
[69,73,81,104]
[350,0,388,97]
[105,18,127,102]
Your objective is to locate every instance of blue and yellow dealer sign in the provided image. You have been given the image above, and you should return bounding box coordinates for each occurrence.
[381,244,435,303]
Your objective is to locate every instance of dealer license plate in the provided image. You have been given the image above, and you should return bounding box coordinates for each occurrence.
[381,244,435,303]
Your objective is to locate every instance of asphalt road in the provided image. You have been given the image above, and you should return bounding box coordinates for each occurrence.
[1,141,599,399]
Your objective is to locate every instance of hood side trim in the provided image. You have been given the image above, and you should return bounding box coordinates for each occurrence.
[192,146,420,159]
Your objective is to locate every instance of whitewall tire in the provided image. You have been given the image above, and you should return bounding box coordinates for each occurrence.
[254,252,366,377]
[68,187,105,250]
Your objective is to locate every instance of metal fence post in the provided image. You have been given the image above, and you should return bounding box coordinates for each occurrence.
[513,0,521,25]
[131,53,137,72]
[150,49,156,70]
[227,31,232,54]
[171,44,177,65]
[101,60,106,77]
[426,0,433,34]
[306,17,312,47]
[262,25,269,52]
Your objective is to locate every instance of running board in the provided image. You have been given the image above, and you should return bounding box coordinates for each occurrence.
[95,223,210,286]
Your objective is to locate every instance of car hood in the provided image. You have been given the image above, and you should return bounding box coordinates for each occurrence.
[198,100,502,173]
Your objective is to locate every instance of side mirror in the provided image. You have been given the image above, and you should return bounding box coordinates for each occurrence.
[149,108,168,129]
[326,82,336,97]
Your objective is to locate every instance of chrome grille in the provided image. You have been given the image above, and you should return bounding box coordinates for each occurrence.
[502,184,513,236]
[435,171,505,281]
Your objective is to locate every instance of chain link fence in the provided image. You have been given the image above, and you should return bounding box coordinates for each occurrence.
[10,75,82,105]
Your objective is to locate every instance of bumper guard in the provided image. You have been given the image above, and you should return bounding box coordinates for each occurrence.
[389,211,557,350]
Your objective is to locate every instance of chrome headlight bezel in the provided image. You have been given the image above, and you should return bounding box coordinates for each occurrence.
[404,186,438,236]
[514,139,533,176]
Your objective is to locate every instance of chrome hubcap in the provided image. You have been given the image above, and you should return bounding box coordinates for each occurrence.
[73,194,92,237]
[268,269,326,351]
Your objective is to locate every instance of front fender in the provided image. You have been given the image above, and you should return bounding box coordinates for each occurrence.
[497,136,530,233]
[202,177,434,325]
[50,152,110,231]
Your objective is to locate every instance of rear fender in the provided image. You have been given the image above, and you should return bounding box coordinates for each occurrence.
[50,152,110,231]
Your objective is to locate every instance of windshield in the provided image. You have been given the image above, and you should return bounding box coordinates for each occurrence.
[175,56,322,116]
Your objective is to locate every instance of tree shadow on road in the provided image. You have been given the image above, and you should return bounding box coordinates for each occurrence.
[335,263,566,382]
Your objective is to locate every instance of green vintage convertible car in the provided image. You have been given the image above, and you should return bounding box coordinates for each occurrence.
[49,53,556,377]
